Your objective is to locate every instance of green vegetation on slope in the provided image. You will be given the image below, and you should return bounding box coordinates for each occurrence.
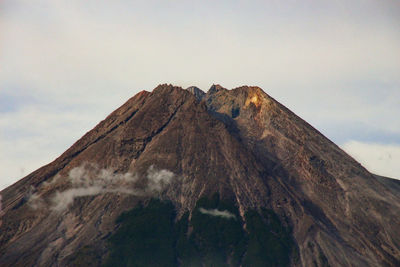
[243,209,293,267]
[176,195,247,267]
[104,199,177,267]
[102,195,295,267]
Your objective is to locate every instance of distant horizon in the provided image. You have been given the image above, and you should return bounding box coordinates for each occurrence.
[1,0,400,189]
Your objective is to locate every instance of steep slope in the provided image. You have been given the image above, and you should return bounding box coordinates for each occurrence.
[0,84,399,267]
[0,85,272,266]
[204,85,400,266]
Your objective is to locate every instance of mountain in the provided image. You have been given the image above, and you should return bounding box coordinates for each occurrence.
[0,84,399,267]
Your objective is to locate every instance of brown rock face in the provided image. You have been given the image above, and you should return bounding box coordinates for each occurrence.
[204,85,400,266]
[0,84,399,266]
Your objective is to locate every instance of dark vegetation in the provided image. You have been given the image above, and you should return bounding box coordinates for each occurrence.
[176,194,247,267]
[243,210,294,267]
[68,245,102,267]
[100,195,295,267]
[104,199,176,267]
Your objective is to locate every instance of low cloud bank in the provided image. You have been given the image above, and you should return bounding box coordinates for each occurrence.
[29,164,174,212]
[199,208,236,220]
[341,141,400,180]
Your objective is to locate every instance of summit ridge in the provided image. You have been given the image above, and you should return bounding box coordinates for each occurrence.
[0,84,399,266]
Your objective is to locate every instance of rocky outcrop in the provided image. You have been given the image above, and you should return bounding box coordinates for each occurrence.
[204,85,400,266]
[0,84,399,266]
[185,86,205,101]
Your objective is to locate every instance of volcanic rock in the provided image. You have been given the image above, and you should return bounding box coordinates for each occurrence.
[0,84,399,266]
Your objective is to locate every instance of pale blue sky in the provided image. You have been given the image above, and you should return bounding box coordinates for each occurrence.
[1,0,400,189]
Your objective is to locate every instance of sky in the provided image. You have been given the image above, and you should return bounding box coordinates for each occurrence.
[1,0,400,190]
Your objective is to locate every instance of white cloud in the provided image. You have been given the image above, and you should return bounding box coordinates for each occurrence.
[0,0,399,189]
[199,208,236,220]
[1,0,399,95]
[341,141,400,180]
[0,106,102,189]
[47,164,174,212]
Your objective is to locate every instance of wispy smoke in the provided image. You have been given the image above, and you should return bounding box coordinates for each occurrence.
[28,193,45,210]
[29,164,175,212]
[146,167,174,192]
[52,186,105,212]
[199,208,236,220]
[41,174,62,187]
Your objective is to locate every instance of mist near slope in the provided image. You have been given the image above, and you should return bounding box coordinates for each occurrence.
[199,207,236,219]
[28,164,175,212]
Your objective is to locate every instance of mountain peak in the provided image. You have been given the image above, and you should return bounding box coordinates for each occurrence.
[0,84,399,267]
[153,83,184,93]
[185,86,205,101]
[208,84,226,93]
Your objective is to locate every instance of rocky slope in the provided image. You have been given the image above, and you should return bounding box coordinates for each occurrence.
[0,84,399,266]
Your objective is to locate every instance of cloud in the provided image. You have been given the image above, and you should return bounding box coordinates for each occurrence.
[27,190,45,210]
[199,208,236,220]
[2,0,399,94]
[0,105,102,190]
[1,0,399,190]
[28,164,175,212]
[341,141,400,180]
[146,166,175,192]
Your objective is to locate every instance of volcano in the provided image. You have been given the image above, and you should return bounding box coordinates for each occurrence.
[0,84,399,266]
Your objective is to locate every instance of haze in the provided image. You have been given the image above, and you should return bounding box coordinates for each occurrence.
[1,0,400,189]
